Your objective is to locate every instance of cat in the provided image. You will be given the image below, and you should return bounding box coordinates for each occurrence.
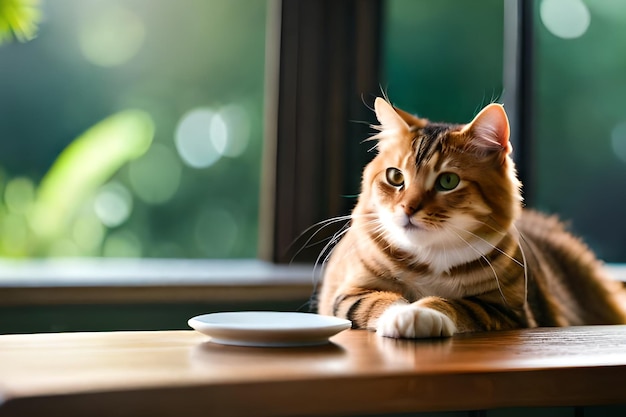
[317,97,626,339]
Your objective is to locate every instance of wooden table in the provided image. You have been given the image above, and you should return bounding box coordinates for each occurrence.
[1,326,626,417]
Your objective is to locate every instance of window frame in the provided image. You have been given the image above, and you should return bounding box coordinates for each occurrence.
[261,0,382,264]
[1,0,625,314]
[502,0,535,201]
[0,0,383,308]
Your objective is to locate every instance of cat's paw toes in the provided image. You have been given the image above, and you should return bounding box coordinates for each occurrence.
[376,303,456,339]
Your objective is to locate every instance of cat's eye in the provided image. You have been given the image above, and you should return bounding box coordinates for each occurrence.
[436,172,460,191]
[385,167,404,187]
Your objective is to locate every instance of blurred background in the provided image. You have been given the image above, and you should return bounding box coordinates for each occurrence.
[0,0,266,259]
[385,0,626,263]
[1,0,625,262]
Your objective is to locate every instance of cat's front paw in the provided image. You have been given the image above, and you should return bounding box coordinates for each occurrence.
[376,303,456,339]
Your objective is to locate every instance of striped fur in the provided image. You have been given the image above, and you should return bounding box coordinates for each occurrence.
[317,98,626,338]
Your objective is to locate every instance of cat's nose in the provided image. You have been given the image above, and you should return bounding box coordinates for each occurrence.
[401,201,422,216]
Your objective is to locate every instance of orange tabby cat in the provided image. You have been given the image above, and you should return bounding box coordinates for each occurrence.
[317,97,626,338]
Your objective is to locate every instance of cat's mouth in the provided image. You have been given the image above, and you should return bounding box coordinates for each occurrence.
[398,215,426,232]
[404,220,421,231]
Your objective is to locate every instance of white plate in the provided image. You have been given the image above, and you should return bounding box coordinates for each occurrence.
[188,311,351,347]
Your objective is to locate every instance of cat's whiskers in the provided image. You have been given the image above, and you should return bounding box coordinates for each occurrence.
[511,224,531,308]
[335,216,384,260]
[441,236,451,272]
[300,213,380,255]
[312,213,381,271]
[290,215,354,263]
[447,223,524,268]
[306,219,350,303]
[361,218,393,248]
[314,224,351,274]
[482,216,531,307]
[472,218,509,237]
[309,214,381,309]
[446,227,508,306]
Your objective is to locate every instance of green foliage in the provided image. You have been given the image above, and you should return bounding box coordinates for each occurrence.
[0,110,155,257]
[0,0,266,259]
[0,0,41,45]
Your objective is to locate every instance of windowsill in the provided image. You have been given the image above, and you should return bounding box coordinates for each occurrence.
[1,258,624,307]
[0,259,316,306]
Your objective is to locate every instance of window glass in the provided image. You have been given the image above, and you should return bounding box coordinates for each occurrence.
[534,0,626,262]
[384,0,626,264]
[383,0,504,123]
[0,0,266,259]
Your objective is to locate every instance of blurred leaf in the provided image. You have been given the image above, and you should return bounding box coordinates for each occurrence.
[30,109,155,241]
[0,0,42,45]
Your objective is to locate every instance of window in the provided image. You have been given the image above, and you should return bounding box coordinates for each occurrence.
[0,0,266,259]
[2,0,625,266]
[383,0,504,125]
[532,0,626,263]
[1,0,624,331]
[382,0,626,270]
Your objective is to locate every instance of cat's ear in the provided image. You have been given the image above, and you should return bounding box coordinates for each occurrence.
[374,97,410,134]
[462,103,512,155]
[394,106,428,130]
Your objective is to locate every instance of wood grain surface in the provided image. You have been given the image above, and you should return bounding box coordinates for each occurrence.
[1,326,626,416]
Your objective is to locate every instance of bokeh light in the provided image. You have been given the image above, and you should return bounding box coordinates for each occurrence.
[72,212,105,252]
[128,143,182,204]
[610,121,626,164]
[0,213,28,256]
[175,104,252,169]
[210,112,228,156]
[175,108,221,168]
[78,4,146,67]
[217,105,251,157]
[102,230,142,257]
[94,182,133,227]
[4,177,35,214]
[540,0,590,39]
